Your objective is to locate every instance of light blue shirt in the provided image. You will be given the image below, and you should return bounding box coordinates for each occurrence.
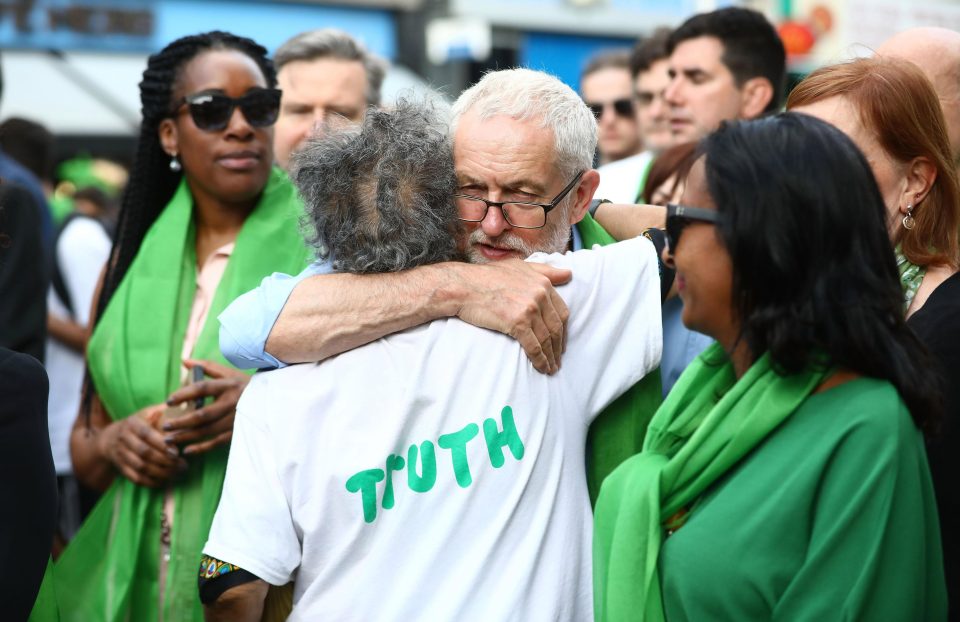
[659,296,714,397]
[218,259,333,369]
[219,226,587,370]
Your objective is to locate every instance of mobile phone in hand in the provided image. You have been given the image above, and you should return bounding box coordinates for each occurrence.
[192,364,205,410]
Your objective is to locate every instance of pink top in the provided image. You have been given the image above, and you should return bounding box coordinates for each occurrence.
[179,242,235,377]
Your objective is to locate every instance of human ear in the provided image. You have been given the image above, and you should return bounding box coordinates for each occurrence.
[569,169,601,224]
[158,118,179,159]
[738,77,775,120]
[900,156,936,213]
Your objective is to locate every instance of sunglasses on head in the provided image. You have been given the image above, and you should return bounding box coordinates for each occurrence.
[665,203,720,253]
[175,88,282,132]
[587,98,635,120]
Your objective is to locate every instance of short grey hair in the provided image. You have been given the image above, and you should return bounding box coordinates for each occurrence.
[290,99,461,274]
[450,68,597,179]
[274,29,387,106]
[581,49,632,81]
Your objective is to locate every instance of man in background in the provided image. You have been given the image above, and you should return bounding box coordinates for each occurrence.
[0,68,49,363]
[594,28,675,203]
[272,28,388,169]
[580,50,643,168]
[664,7,785,144]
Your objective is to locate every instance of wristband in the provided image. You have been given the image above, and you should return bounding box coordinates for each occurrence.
[641,227,675,302]
[589,198,612,217]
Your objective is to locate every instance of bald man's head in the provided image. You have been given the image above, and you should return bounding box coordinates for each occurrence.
[879,27,960,161]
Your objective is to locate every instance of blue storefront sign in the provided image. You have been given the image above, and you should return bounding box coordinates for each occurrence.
[0,0,396,58]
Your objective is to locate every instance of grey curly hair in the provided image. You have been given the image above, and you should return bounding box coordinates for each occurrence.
[290,99,462,274]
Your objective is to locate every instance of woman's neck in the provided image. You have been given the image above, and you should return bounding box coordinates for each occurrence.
[192,194,258,267]
[728,339,753,379]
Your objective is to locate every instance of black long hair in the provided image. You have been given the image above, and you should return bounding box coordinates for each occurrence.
[702,112,942,433]
[83,32,274,417]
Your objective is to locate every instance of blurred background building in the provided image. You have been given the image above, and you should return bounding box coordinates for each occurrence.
[2,0,959,168]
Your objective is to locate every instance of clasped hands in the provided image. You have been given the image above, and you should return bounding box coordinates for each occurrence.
[101,359,248,488]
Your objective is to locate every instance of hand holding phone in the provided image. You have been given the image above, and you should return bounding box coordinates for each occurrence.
[161,359,250,456]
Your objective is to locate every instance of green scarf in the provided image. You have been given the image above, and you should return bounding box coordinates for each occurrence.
[577,213,663,505]
[41,168,311,622]
[593,343,828,622]
[895,244,926,313]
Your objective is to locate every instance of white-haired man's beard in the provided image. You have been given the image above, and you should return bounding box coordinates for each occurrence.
[463,215,573,264]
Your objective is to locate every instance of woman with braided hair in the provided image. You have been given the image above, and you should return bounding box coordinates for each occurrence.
[37,31,311,620]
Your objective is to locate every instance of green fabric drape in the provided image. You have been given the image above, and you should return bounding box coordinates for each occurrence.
[577,213,663,505]
[37,167,311,622]
[593,343,828,622]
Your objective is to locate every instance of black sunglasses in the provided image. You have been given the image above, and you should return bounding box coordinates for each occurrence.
[175,88,282,132]
[586,98,635,120]
[665,203,720,252]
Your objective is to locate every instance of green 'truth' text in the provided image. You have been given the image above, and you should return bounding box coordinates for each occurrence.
[345,405,525,523]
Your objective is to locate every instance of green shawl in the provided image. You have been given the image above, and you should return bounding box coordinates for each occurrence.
[593,343,828,622]
[43,167,311,622]
[578,213,664,505]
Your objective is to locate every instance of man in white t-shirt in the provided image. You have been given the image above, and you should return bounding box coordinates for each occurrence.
[45,188,112,543]
[200,100,661,621]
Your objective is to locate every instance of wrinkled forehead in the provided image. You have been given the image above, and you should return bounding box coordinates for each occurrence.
[452,111,564,184]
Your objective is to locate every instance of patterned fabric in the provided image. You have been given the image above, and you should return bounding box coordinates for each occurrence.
[197,555,259,605]
[198,555,241,584]
[896,243,926,313]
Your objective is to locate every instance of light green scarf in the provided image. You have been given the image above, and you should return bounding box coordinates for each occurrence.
[593,343,828,622]
[895,244,926,313]
[577,213,663,506]
[37,168,311,622]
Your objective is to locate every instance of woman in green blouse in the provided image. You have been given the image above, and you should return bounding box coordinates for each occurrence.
[593,113,946,621]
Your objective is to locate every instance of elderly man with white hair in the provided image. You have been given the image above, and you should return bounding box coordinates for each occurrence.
[200,84,663,620]
[218,69,666,508]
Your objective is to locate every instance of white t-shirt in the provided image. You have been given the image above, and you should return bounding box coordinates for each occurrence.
[204,237,662,621]
[595,151,655,204]
[45,216,111,474]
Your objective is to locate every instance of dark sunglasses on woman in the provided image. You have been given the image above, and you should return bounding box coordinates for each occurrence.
[665,203,720,253]
[175,88,282,132]
[586,98,635,120]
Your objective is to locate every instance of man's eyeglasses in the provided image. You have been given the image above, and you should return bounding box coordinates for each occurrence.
[586,98,635,120]
[455,171,585,230]
[665,203,720,252]
[174,88,282,132]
